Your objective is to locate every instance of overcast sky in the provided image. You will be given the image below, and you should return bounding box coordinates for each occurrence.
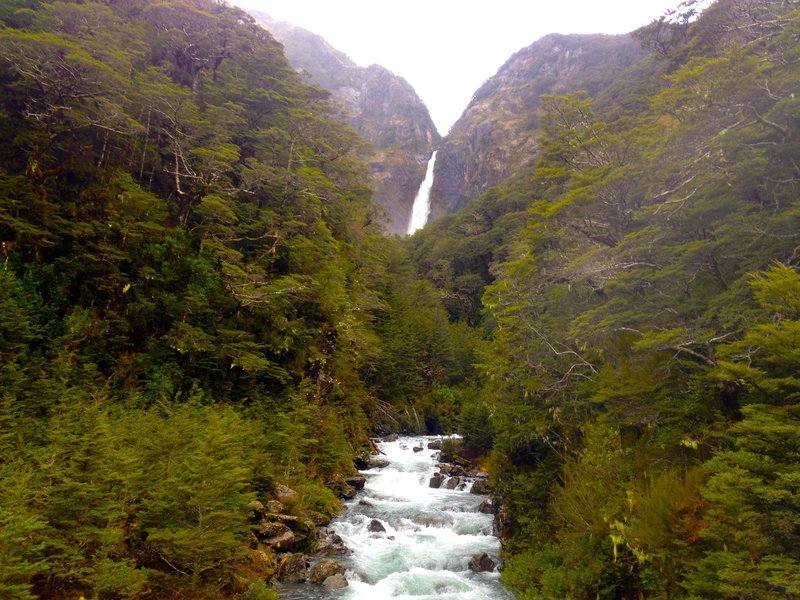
[232,1,690,134]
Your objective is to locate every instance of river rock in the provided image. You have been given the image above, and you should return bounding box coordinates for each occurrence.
[427,439,443,450]
[354,455,370,470]
[309,558,346,583]
[341,486,357,500]
[314,529,349,556]
[478,498,496,514]
[367,519,386,533]
[256,522,295,550]
[383,433,399,442]
[277,553,309,583]
[437,463,466,477]
[344,474,366,490]
[370,458,391,469]
[470,479,490,495]
[413,446,424,452]
[273,484,300,504]
[429,474,445,488]
[323,573,348,589]
[468,552,497,573]
[443,476,460,490]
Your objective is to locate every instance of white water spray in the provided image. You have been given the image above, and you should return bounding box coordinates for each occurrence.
[277,436,514,600]
[407,152,438,235]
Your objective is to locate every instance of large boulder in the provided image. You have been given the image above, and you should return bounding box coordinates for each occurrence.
[470,479,490,495]
[443,477,461,490]
[468,552,497,573]
[314,529,349,556]
[273,484,300,504]
[478,498,496,514]
[427,439,443,450]
[323,573,348,589]
[256,522,295,550]
[344,474,366,491]
[309,558,346,583]
[369,458,390,469]
[277,553,309,583]
[429,474,445,488]
[367,519,386,533]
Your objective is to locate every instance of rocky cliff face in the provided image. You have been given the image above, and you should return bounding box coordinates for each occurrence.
[250,12,440,235]
[428,33,648,219]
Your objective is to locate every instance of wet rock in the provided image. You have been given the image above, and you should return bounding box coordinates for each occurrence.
[437,463,466,477]
[314,528,349,556]
[413,446,424,453]
[256,522,295,550]
[429,474,445,488]
[478,498,496,514]
[277,553,309,583]
[273,484,300,504]
[443,477,461,490]
[354,455,370,470]
[383,433,399,442]
[344,474,366,490]
[369,458,390,469]
[367,519,386,533]
[309,558,346,583]
[427,439,443,450]
[341,486,357,500]
[468,551,497,573]
[470,479,490,495]
[323,573,348,589]
[359,499,374,507]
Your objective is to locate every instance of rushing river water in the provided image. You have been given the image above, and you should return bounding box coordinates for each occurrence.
[278,436,514,600]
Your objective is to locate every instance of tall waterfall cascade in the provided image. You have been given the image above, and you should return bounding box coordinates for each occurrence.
[278,436,514,600]
[407,152,438,235]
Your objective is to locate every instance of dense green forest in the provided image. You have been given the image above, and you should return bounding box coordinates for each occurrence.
[0,1,466,598]
[409,0,800,598]
[1,0,799,599]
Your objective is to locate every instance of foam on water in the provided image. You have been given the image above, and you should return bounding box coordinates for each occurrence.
[277,436,514,600]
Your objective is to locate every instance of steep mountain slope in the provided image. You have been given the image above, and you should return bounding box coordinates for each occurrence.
[251,12,440,235]
[410,1,800,598]
[428,33,649,218]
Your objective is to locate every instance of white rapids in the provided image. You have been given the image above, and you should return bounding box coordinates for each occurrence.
[277,436,513,600]
[407,152,438,235]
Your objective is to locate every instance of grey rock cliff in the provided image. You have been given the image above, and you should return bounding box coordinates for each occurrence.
[429,33,648,219]
[250,12,440,235]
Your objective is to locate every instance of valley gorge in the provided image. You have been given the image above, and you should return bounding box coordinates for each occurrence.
[250,12,440,235]
[1,1,799,600]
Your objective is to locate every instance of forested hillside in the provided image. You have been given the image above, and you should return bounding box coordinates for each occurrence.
[0,1,464,598]
[2,0,800,599]
[410,0,800,598]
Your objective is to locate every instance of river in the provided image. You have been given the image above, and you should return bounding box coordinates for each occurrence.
[277,435,514,600]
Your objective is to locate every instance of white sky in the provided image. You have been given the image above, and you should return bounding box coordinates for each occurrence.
[233,1,690,134]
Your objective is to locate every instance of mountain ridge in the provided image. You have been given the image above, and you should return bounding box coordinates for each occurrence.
[250,11,440,235]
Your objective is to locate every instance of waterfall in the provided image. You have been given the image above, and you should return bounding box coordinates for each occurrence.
[277,436,514,600]
[407,151,438,235]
